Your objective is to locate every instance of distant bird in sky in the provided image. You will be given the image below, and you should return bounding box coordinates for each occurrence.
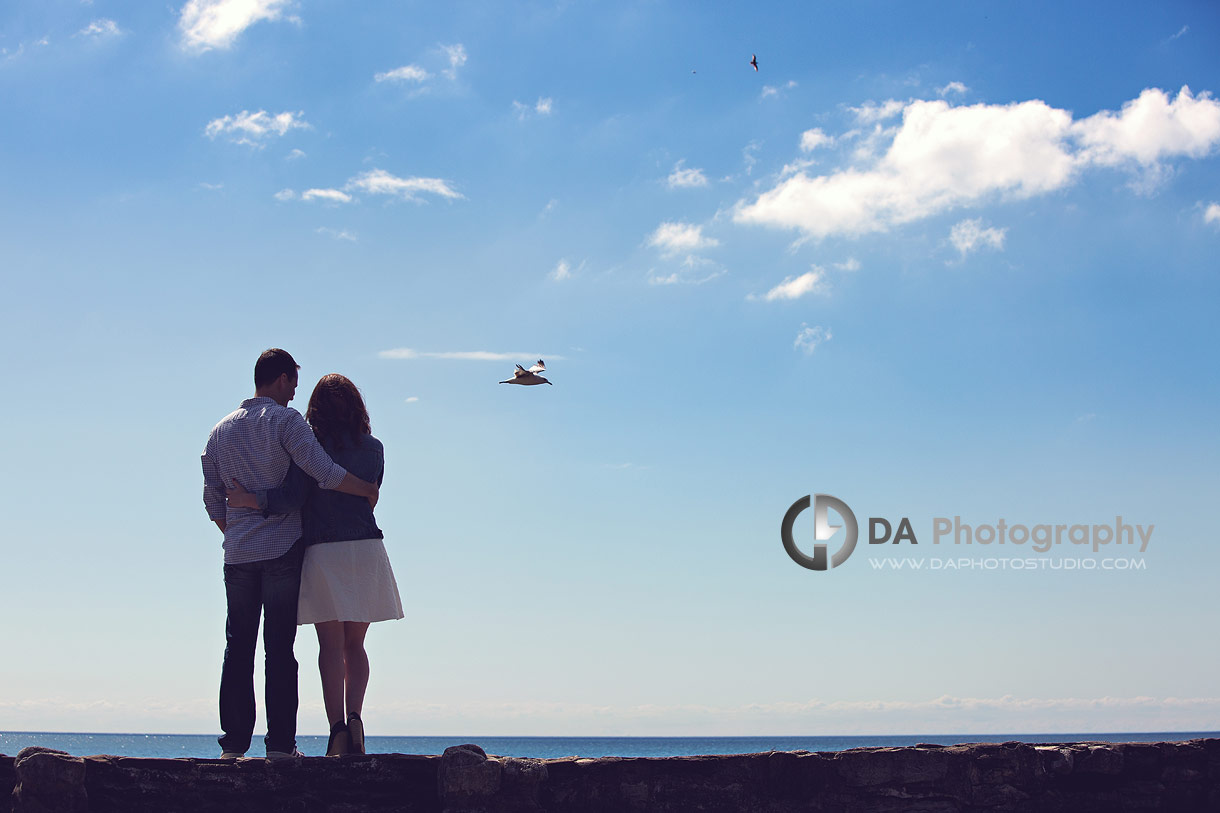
[500,360,552,386]
[750,54,759,71]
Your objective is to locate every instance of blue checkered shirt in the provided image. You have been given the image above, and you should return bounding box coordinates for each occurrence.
[202,397,348,564]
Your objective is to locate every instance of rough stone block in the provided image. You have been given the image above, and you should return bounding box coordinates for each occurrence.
[1075,744,1124,775]
[13,747,88,813]
[438,744,504,812]
[833,746,951,787]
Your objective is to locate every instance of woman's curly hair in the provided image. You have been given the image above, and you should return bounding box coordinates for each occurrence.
[305,373,371,451]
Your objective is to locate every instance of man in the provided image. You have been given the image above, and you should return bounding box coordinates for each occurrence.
[201,348,380,759]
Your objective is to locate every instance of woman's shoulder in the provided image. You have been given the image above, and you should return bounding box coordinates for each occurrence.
[322,433,382,469]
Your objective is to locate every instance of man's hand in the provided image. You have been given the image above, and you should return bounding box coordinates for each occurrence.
[213,518,226,533]
[336,471,379,510]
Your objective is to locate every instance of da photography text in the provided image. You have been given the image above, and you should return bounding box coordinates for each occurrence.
[782,494,1154,573]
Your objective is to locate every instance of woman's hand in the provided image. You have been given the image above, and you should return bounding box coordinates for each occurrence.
[226,479,259,510]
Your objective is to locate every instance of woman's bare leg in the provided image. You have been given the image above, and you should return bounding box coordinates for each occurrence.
[343,622,371,718]
[315,621,347,728]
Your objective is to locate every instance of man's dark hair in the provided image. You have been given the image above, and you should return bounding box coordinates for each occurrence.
[254,348,300,389]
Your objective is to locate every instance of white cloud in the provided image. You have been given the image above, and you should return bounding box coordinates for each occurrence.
[198,181,223,191]
[647,222,718,255]
[1204,202,1220,226]
[2,37,50,62]
[285,148,306,161]
[850,99,906,124]
[647,255,726,286]
[761,79,798,100]
[646,227,725,285]
[301,188,353,204]
[742,97,1066,238]
[346,169,462,201]
[77,18,121,38]
[178,0,292,52]
[374,45,465,92]
[742,140,761,174]
[799,128,831,152]
[280,170,462,206]
[1170,25,1189,41]
[846,122,899,163]
[204,110,309,147]
[1073,86,1220,167]
[513,97,554,120]
[442,43,466,79]
[379,349,562,362]
[794,324,832,354]
[780,158,817,177]
[647,268,725,286]
[938,81,968,97]
[375,64,429,83]
[949,218,1006,256]
[737,87,1220,241]
[550,258,585,281]
[667,161,709,189]
[405,396,419,403]
[752,267,828,302]
[5,692,1217,736]
[315,226,356,241]
[834,257,860,272]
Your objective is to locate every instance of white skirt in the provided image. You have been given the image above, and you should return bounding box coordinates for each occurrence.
[297,538,404,625]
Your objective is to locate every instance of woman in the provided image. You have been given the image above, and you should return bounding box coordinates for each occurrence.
[228,373,403,756]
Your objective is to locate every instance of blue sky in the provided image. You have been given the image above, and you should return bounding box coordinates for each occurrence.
[2,0,1218,737]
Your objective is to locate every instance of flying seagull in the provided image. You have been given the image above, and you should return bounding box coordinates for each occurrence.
[750,54,758,71]
[500,359,552,386]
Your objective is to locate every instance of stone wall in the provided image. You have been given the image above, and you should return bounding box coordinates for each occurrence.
[3,738,1217,812]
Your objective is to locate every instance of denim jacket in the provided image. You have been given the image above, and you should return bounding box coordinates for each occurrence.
[259,432,384,544]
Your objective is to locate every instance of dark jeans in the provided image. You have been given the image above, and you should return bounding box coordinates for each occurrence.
[218,540,304,755]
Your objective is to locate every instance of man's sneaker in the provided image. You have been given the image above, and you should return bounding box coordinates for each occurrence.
[220,751,245,760]
[266,748,304,760]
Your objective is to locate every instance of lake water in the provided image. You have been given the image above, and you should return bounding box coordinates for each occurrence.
[2,731,1214,759]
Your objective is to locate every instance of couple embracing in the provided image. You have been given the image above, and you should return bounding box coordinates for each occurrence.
[201,348,403,758]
